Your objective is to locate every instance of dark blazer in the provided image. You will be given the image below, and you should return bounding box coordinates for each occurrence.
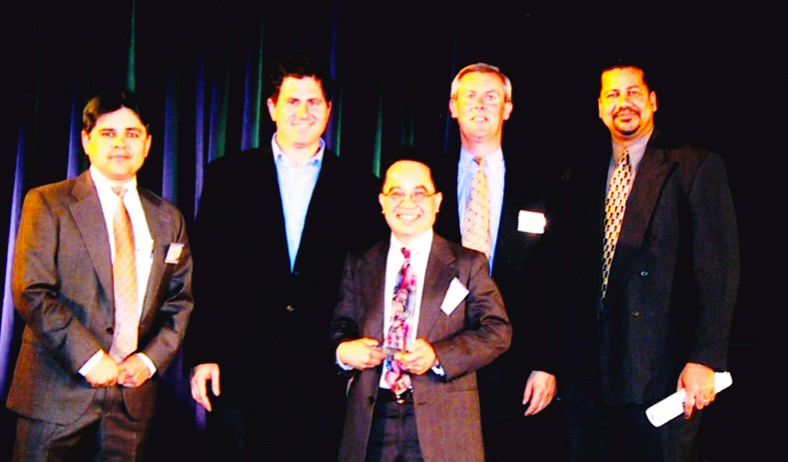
[330,234,511,462]
[432,153,558,416]
[185,145,384,409]
[7,171,194,424]
[562,130,739,406]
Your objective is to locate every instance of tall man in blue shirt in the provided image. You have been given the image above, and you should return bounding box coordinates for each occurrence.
[433,63,561,461]
[187,54,383,461]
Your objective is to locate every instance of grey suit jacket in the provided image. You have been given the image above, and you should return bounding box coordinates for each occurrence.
[330,233,511,462]
[7,170,194,424]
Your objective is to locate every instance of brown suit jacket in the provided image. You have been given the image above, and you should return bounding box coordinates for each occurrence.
[330,233,511,462]
[7,170,194,424]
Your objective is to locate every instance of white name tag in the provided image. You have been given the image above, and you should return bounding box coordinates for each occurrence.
[517,210,546,234]
[165,243,184,264]
[441,278,469,315]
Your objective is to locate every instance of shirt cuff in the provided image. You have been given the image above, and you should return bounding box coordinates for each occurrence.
[336,349,354,371]
[78,350,105,376]
[136,353,158,376]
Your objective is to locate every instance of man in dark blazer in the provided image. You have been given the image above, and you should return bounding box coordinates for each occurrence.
[187,55,383,461]
[432,63,560,460]
[561,63,739,461]
[332,159,511,462]
[8,89,194,461]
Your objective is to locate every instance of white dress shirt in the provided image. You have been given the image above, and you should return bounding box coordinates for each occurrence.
[79,166,156,376]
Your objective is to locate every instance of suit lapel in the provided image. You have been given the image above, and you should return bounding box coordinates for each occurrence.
[361,242,388,342]
[139,190,170,321]
[606,143,673,303]
[418,236,457,341]
[258,146,292,276]
[69,172,114,304]
[293,150,335,273]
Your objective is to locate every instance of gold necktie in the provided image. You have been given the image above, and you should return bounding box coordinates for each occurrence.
[462,158,491,259]
[601,150,633,300]
[108,186,138,362]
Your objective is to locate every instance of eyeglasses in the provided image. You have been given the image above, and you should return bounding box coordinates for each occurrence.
[383,188,437,204]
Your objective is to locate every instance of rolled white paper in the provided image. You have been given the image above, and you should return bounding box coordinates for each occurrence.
[645,372,732,427]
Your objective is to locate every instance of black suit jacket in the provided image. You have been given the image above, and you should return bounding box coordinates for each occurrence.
[432,152,559,417]
[562,130,739,406]
[186,145,384,410]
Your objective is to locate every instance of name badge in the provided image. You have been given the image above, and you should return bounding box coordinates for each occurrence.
[165,243,184,264]
[517,210,546,234]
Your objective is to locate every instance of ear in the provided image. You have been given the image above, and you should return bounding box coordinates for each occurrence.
[81,130,91,155]
[433,192,443,213]
[650,91,658,112]
[143,134,152,158]
[326,101,333,121]
[267,98,277,121]
[598,98,603,119]
[503,100,513,121]
[379,193,386,213]
[449,98,459,119]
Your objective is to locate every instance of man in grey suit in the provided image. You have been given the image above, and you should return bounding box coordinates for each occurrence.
[7,89,194,462]
[331,160,511,462]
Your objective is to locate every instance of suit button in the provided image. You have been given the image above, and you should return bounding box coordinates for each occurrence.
[631,311,640,317]
[106,327,114,334]
[651,234,657,241]
[368,396,376,405]
[286,305,295,312]
[640,271,649,277]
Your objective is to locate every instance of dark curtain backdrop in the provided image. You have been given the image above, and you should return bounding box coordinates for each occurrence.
[0,0,777,460]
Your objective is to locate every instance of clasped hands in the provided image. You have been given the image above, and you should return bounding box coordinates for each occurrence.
[84,353,151,388]
[337,337,437,376]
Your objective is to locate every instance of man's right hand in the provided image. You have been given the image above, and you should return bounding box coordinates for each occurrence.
[84,355,120,387]
[190,363,221,412]
[336,338,386,370]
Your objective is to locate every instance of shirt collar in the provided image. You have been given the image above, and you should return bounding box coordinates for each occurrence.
[89,165,137,194]
[271,133,325,167]
[459,146,504,171]
[611,126,653,171]
[390,229,433,257]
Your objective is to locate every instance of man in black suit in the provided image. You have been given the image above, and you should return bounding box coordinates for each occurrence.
[187,55,382,461]
[561,62,739,461]
[8,89,194,461]
[432,63,560,461]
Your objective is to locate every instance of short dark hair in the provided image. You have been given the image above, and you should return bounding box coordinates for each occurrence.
[83,88,150,134]
[269,54,334,104]
[599,54,655,93]
[381,158,438,194]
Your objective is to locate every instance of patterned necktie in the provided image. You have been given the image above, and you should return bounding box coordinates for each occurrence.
[601,150,633,301]
[383,247,416,400]
[108,186,139,362]
[462,158,490,258]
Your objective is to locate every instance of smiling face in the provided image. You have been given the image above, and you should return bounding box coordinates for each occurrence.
[449,71,513,147]
[81,107,151,183]
[598,67,657,143]
[267,76,332,155]
[379,161,442,245]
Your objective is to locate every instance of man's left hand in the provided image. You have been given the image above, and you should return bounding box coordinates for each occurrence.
[678,362,715,419]
[118,355,152,388]
[522,370,556,416]
[397,338,436,376]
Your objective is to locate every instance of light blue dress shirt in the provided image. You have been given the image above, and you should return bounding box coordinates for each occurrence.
[457,147,505,273]
[271,133,325,272]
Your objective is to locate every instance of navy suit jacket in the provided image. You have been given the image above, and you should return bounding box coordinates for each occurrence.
[432,152,559,417]
[561,130,739,405]
[186,145,384,410]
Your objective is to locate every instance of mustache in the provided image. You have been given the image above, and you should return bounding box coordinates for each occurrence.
[614,106,640,117]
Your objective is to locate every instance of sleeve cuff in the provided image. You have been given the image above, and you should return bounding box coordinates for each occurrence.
[78,350,105,376]
[136,353,158,376]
